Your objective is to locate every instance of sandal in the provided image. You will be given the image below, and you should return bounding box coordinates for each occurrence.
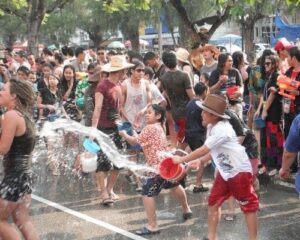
[135,227,160,236]
[183,211,193,221]
[100,198,114,206]
[109,192,120,201]
[224,214,236,221]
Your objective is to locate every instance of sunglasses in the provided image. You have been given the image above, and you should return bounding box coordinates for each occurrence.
[135,69,145,73]
[264,62,272,66]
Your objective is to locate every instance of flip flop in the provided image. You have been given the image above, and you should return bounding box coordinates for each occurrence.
[100,198,114,205]
[109,193,120,201]
[135,227,160,236]
[224,214,236,221]
[183,211,193,221]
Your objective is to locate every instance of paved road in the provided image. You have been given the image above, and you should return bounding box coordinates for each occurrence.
[27,156,300,240]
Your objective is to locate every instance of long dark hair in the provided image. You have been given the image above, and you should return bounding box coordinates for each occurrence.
[9,79,35,116]
[60,65,76,97]
[151,104,166,125]
[217,53,231,72]
[260,49,274,80]
[232,51,244,69]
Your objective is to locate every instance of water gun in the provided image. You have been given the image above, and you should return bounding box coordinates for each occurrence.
[76,72,88,80]
[277,75,300,100]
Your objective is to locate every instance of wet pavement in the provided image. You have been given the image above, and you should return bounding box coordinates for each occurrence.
[28,155,300,240]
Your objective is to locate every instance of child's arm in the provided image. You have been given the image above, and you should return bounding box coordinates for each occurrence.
[173,145,210,164]
[119,130,138,145]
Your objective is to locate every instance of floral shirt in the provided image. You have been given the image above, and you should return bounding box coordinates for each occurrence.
[137,123,168,169]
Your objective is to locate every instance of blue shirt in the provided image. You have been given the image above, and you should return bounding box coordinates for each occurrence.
[285,114,300,152]
[185,99,206,139]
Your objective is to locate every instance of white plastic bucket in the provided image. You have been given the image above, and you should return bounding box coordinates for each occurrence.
[80,152,97,173]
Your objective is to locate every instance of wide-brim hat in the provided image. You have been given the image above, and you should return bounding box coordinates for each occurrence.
[102,55,134,73]
[189,48,204,69]
[199,44,220,57]
[175,47,190,64]
[195,94,230,119]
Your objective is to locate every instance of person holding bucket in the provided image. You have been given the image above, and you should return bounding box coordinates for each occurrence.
[119,104,192,236]
[172,94,259,240]
[92,55,134,205]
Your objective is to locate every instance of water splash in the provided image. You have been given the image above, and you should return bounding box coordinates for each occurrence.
[39,118,156,176]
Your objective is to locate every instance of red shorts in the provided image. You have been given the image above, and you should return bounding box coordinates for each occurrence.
[174,118,186,143]
[208,172,259,213]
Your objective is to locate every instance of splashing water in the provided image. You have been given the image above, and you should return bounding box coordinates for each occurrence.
[38,118,157,176]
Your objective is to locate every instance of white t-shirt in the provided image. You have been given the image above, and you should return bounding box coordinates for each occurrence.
[150,82,165,105]
[205,120,252,181]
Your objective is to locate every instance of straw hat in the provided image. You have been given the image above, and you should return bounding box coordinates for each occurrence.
[196,94,230,119]
[102,55,134,73]
[199,44,220,58]
[175,48,190,64]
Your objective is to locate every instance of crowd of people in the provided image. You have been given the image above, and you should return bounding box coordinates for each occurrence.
[0,38,299,239]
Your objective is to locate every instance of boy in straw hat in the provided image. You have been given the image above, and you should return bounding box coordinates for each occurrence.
[173,94,259,240]
[200,44,219,77]
[92,55,133,204]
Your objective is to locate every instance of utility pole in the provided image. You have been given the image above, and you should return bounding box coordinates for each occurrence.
[158,15,163,57]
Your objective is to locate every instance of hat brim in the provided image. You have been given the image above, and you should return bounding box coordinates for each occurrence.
[199,45,220,56]
[176,56,190,64]
[195,101,230,119]
[101,62,134,73]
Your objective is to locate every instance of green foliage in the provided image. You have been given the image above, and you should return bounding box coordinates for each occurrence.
[103,0,150,13]
[0,14,26,47]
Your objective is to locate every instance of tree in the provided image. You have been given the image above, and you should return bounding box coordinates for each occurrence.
[103,0,233,48]
[103,0,155,52]
[0,15,26,48]
[76,0,119,48]
[169,0,233,47]
[0,0,73,55]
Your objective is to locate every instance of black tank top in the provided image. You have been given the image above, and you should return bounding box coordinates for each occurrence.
[3,114,36,175]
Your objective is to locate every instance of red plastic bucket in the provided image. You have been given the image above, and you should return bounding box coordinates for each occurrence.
[159,157,186,181]
[226,86,239,97]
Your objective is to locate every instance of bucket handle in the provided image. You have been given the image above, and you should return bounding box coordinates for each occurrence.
[171,148,188,156]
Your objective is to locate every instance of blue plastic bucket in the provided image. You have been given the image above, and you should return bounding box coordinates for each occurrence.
[254,117,265,129]
[83,139,101,154]
[117,121,133,136]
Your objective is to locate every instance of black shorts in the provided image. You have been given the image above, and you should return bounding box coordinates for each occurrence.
[0,172,37,202]
[96,127,123,172]
[141,175,179,197]
[185,135,205,151]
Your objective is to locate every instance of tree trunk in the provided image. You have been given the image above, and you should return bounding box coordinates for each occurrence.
[27,19,42,55]
[243,22,255,64]
[120,12,140,52]
[88,32,103,48]
[4,33,17,49]
[178,21,199,48]
[169,0,232,48]
[27,0,45,56]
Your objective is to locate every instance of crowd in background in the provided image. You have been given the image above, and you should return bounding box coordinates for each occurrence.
[0,38,299,238]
